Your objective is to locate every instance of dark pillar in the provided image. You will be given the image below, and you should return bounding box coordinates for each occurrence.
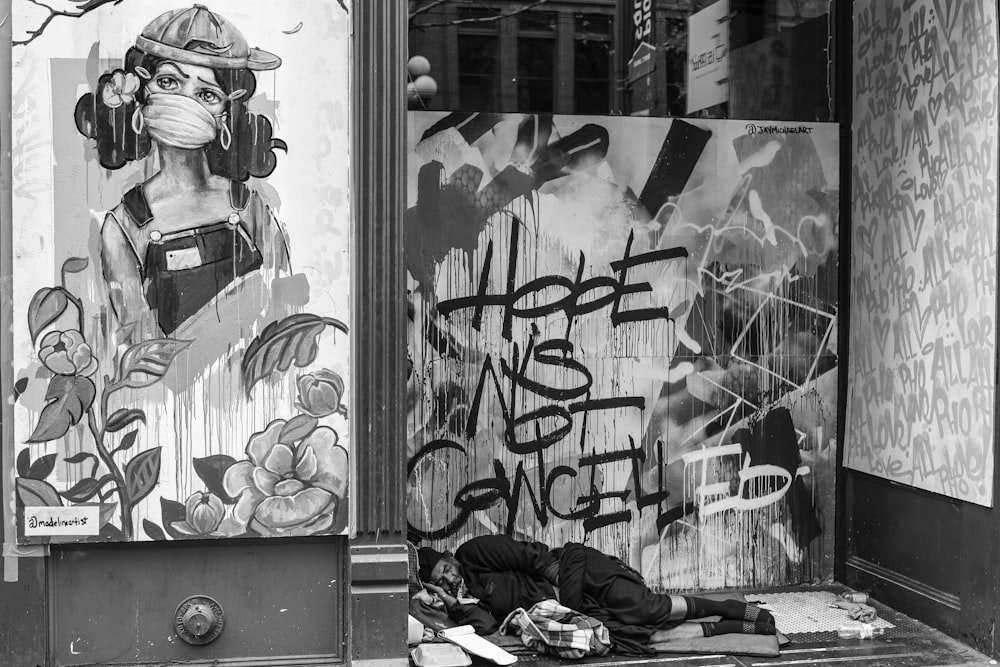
[349,2,409,666]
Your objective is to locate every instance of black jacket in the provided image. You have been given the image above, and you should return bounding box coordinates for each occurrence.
[445,535,557,634]
[456,535,558,617]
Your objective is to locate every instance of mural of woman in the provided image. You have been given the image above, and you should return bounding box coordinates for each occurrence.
[10,0,351,545]
[74,4,289,336]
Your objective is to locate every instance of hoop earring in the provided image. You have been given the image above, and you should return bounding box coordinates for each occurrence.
[219,116,232,150]
[131,105,144,135]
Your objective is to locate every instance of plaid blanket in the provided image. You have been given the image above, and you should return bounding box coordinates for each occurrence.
[407,541,424,598]
[499,599,612,659]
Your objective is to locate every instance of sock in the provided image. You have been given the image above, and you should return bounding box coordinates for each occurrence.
[683,596,775,626]
[701,620,777,637]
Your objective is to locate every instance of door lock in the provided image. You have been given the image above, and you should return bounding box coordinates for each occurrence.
[174,595,225,645]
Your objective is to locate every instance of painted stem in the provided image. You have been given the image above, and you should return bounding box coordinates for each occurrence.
[85,406,131,540]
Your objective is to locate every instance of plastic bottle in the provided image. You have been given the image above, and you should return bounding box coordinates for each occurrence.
[837,623,886,639]
[840,592,869,604]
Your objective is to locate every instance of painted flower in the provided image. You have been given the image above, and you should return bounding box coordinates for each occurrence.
[38,329,97,376]
[171,491,226,537]
[296,369,345,418]
[101,71,140,109]
[224,417,348,537]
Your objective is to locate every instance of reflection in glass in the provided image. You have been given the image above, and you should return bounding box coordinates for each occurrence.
[517,37,555,112]
[407,0,837,121]
[459,35,499,110]
[574,29,610,114]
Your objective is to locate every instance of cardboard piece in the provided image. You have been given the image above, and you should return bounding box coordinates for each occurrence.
[439,625,518,665]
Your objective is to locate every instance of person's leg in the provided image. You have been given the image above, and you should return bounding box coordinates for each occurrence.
[581,545,775,635]
[600,577,775,634]
[699,618,777,637]
[675,595,776,627]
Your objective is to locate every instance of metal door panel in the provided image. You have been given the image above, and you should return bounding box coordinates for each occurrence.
[50,539,346,666]
[1,556,48,666]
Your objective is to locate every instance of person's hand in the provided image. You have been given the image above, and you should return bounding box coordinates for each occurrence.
[423,582,447,598]
[412,588,436,605]
[423,582,457,608]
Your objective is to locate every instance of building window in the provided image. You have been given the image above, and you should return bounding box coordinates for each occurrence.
[456,8,500,111]
[409,0,837,119]
[573,13,611,114]
[459,34,499,110]
[517,36,556,111]
[516,12,557,112]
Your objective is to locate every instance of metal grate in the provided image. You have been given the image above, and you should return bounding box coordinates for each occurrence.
[751,591,895,642]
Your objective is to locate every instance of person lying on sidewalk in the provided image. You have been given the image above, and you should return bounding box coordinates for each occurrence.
[417,534,776,654]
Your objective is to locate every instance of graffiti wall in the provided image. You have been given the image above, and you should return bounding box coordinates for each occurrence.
[845,0,998,506]
[7,1,351,543]
[407,112,839,590]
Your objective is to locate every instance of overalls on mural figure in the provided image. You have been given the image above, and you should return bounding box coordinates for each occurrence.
[75,4,289,336]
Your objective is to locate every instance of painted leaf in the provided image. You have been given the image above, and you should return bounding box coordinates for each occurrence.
[26,453,58,481]
[27,375,96,443]
[124,447,162,509]
[111,430,139,455]
[161,498,188,539]
[60,477,102,503]
[105,408,146,433]
[13,377,28,402]
[63,451,99,478]
[15,477,63,507]
[193,455,238,503]
[115,322,138,346]
[99,503,117,527]
[27,287,70,343]
[143,519,167,541]
[278,415,318,444]
[61,257,89,274]
[241,314,349,397]
[16,448,30,478]
[118,339,192,389]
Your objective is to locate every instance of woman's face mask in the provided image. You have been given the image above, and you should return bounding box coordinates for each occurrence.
[142,93,222,150]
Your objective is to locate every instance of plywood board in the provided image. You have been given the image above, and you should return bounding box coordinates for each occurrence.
[845,0,998,506]
[8,0,352,543]
[407,112,840,590]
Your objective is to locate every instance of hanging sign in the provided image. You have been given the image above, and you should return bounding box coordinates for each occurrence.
[687,0,730,113]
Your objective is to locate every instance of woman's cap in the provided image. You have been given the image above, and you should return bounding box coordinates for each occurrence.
[136,5,281,71]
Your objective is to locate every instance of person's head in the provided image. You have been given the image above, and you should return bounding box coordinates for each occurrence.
[417,548,468,597]
[75,5,285,180]
[429,555,467,597]
[140,56,239,119]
